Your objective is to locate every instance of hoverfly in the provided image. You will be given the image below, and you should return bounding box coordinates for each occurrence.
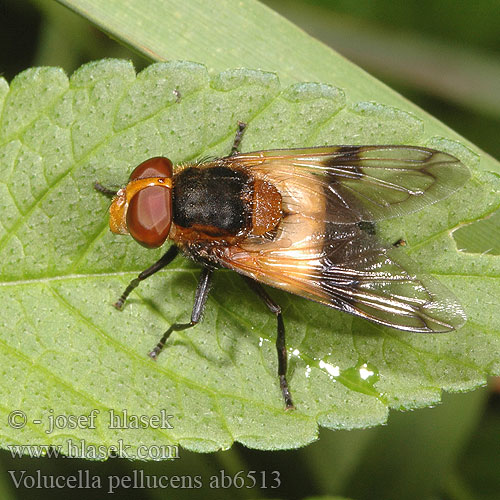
[95,122,469,409]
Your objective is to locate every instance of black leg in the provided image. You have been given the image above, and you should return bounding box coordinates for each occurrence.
[243,277,295,410]
[230,121,247,155]
[94,181,118,198]
[149,267,213,360]
[114,245,179,310]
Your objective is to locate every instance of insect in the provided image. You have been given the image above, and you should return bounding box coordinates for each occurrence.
[95,122,469,409]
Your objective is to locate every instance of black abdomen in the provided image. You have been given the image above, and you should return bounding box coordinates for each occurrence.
[172,165,251,235]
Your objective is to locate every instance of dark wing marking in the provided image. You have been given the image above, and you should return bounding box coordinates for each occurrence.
[230,145,470,222]
[215,219,466,333]
[198,144,468,331]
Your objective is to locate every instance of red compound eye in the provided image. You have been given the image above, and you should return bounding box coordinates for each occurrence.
[126,157,173,248]
[129,156,173,181]
[127,185,172,248]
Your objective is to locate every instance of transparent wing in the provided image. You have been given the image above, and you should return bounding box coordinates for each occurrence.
[231,145,470,222]
[200,144,468,331]
[216,218,466,332]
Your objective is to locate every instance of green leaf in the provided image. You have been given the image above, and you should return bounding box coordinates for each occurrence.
[53,0,497,128]
[0,59,498,455]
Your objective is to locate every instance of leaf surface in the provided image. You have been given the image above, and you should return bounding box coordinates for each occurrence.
[0,60,498,454]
